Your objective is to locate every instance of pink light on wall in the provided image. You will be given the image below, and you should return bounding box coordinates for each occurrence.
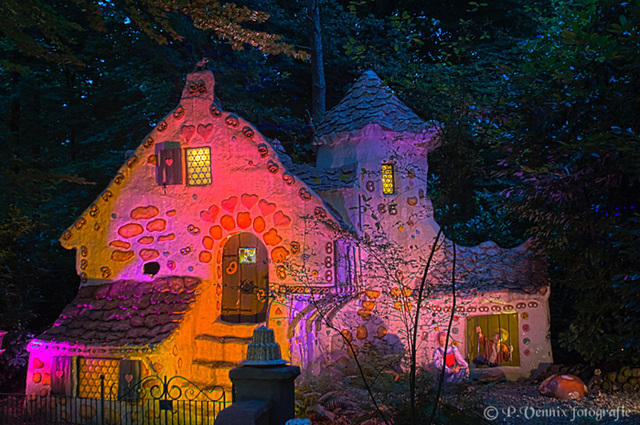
[0,330,6,355]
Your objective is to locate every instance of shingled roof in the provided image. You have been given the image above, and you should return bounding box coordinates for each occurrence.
[268,139,357,192]
[314,71,433,143]
[429,240,548,296]
[33,276,200,349]
[268,144,357,230]
[288,162,357,191]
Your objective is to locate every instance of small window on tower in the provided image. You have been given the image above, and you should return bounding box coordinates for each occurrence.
[382,163,395,195]
[186,147,212,186]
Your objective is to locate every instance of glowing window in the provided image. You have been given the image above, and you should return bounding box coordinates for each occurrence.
[466,313,520,366]
[382,163,395,194]
[78,358,119,400]
[239,247,257,264]
[186,147,212,186]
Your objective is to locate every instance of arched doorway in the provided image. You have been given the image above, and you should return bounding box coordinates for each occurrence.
[221,232,268,323]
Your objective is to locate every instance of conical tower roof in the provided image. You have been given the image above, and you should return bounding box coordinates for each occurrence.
[314,71,433,144]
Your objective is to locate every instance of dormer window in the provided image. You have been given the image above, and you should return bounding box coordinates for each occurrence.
[382,163,395,195]
[186,147,212,186]
[156,142,183,185]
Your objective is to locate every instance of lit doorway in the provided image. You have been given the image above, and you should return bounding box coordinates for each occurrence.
[221,233,268,323]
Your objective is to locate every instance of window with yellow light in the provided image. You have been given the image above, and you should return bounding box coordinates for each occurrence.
[382,163,395,195]
[78,358,120,400]
[186,147,212,186]
[466,312,520,366]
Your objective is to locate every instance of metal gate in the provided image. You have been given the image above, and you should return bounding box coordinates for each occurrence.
[0,375,227,425]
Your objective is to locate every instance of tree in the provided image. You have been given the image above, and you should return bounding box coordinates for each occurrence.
[307,0,326,123]
[0,0,314,331]
[497,0,640,364]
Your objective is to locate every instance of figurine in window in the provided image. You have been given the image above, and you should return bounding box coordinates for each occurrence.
[432,331,469,383]
[473,326,512,367]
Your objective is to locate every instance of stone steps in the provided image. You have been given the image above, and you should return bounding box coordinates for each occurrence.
[193,334,252,364]
[190,323,259,390]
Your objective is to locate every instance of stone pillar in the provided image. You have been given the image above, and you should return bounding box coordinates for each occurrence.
[229,365,301,425]
[214,327,302,425]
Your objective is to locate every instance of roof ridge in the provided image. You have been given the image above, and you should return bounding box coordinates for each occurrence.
[314,71,430,142]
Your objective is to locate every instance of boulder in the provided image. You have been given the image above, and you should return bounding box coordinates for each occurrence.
[474,368,506,383]
[539,374,588,400]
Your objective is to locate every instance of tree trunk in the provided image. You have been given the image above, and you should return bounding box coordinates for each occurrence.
[307,0,326,125]
[410,228,442,425]
[9,71,21,170]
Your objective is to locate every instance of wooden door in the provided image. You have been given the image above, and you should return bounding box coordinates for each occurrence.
[221,233,268,323]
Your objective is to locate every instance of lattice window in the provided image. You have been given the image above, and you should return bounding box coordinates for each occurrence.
[78,358,119,400]
[186,147,212,186]
[382,163,394,195]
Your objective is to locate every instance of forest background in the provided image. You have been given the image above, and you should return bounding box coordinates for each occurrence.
[0,0,638,392]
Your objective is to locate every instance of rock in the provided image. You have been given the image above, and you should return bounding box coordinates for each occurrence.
[539,374,588,400]
[474,368,506,383]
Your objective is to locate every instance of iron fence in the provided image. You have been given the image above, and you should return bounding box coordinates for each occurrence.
[0,375,228,425]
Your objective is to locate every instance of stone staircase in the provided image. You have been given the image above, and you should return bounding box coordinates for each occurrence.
[190,322,257,391]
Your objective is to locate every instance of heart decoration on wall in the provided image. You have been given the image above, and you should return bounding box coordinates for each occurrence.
[258,200,276,216]
[180,125,195,141]
[241,193,259,210]
[197,123,213,139]
[200,205,219,223]
[221,196,238,213]
[273,210,291,227]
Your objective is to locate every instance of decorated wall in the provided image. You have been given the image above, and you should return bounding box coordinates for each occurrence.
[26,69,553,409]
[296,70,553,378]
[26,70,345,400]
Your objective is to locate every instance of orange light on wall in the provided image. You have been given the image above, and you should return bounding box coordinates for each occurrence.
[186,147,212,186]
[382,163,394,194]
